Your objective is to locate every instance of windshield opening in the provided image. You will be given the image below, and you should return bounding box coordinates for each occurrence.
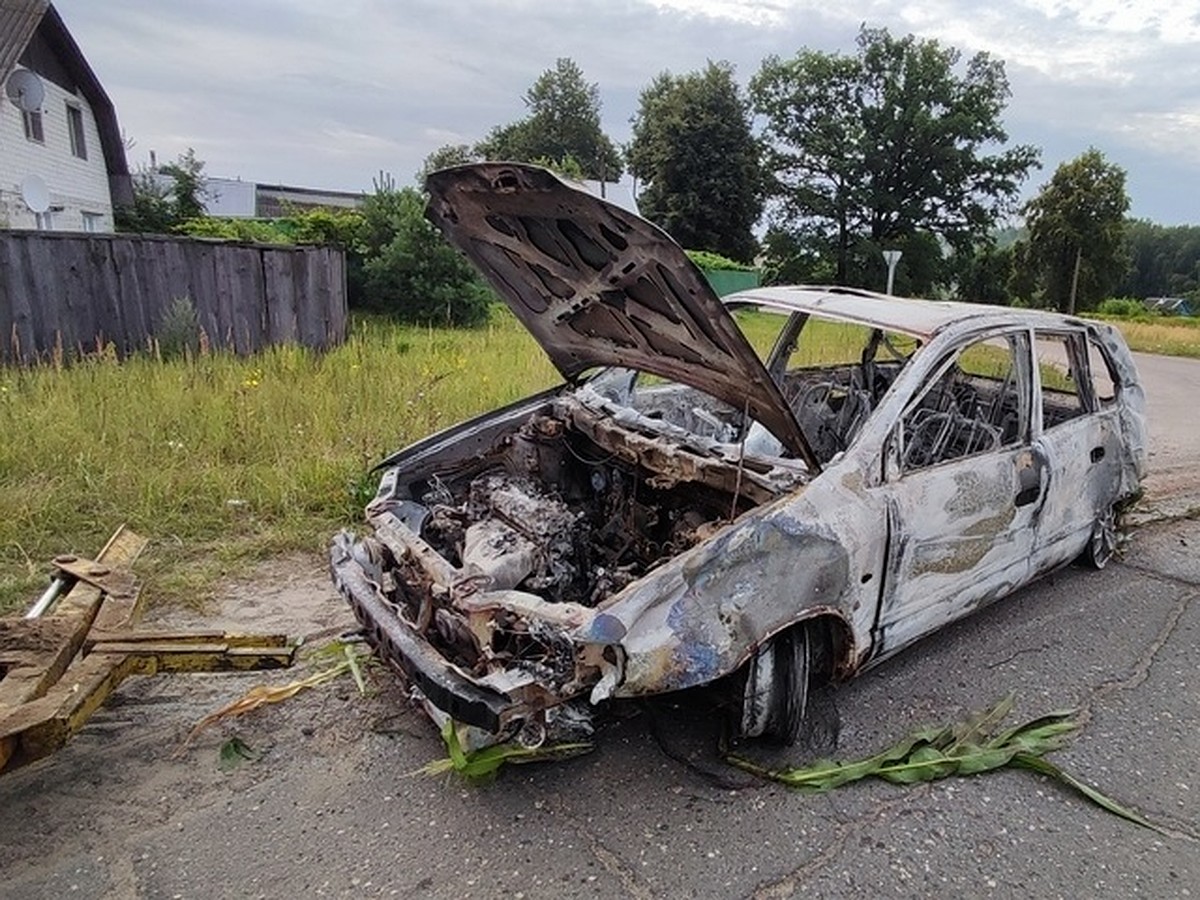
[587,305,922,465]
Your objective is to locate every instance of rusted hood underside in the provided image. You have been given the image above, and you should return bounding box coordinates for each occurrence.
[424,163,817,468]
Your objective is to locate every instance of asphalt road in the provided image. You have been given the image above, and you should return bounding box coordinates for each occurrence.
[1,354,1197,899]
[1134,350,1200,517]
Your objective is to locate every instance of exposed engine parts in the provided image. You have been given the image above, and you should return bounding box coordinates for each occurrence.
[416,413,733,610]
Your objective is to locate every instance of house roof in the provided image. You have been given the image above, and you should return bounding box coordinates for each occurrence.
[0,0,46,81]
[1,1,130,202]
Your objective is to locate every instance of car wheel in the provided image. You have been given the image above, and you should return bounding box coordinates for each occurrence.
[1083,504,1118,569]
[738,625,810,744]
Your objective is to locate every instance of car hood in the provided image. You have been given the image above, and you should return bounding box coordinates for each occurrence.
[424,163,817,469]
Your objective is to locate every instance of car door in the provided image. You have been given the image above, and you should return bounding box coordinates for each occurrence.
[1027,330,1125,573]
[871,329,1047,660]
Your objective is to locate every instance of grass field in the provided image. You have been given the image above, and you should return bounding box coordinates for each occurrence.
[0,313,560,613]
[1093,315,1200,359]
[2,306,1197,615]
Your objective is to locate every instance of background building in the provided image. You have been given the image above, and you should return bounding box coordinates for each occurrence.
[0,1,129,231]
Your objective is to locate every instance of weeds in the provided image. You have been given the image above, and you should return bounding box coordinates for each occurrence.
[0,311,558,613]
[1104,319,1200,359]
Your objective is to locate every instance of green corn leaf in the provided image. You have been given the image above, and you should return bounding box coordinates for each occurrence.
[442,719,469,770]
[344,644,368,696]
[726,697,1162,833]
[417,720,592,782]
[1011,752,1165,834]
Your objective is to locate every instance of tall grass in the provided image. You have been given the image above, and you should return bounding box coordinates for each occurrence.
[1105,319,1200,359]
[0,311,558,613]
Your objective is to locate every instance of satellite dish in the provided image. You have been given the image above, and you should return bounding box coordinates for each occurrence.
[6,69,45,112]
[20,175,50,214]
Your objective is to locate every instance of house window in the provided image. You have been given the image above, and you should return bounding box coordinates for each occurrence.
[22,109,44,143]
[66,104,87,159]
[82,212,103,233]
[34,210,53,230]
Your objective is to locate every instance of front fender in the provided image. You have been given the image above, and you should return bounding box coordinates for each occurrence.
[577,510,850,696]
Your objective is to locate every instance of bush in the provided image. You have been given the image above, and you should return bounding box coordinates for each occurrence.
[175,217,294,244]
[1096,297,1150,318]
[156,296,200,359]
[358,185,493,326]
[685,249,757,272]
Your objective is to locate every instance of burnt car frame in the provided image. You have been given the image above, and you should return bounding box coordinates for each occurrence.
[331,163,1146,746]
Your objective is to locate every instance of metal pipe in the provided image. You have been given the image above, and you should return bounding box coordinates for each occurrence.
[25,575,73,619]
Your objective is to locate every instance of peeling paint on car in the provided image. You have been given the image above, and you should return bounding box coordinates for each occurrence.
[329,163,1147,747]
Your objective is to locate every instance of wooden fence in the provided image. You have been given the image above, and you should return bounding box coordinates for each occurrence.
[0,231,348,363]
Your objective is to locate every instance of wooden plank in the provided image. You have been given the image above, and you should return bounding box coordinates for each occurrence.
[90,237,126,353]
[297,247,328,348]
[193,241,231,350]
[0,235,15,364]
[157,238,194,351]
[0,617,85,713]
[86,630,290,648]
[263,248,299,344]
[137,236,170,353]
[0,235,31,363]
[0,653,142,765]
[223,245,263,354]
[110,236,147,352]
[17,234,55,362]
[327,248,349,345]
[59,237,93,355]
[0,526,146,772]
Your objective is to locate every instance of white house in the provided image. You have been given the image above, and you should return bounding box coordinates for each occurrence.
[0,1,130,231]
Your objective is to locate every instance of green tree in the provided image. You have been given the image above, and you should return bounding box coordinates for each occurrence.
[475,58,623,181]
[115,148,210,233]
[627,61,762,262]
[417,143,479,184]
[751,27,1039,289]
[1117,220,1200,300]
[1020,148,1130,313]
[954,242,1015,304]
[357,176,492,326]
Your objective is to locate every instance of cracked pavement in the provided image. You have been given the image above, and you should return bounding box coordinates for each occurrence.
[1,357,1198,899]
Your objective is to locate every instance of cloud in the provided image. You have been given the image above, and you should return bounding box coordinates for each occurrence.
[49,0,1200,223]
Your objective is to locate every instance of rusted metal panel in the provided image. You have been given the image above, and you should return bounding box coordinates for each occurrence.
[425,164,820,470]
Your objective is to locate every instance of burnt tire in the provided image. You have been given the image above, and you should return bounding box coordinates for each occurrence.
[1082,504,1118,570]
[738,625,811,745]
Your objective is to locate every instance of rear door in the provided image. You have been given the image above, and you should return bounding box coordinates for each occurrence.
[1027,330,1124,573]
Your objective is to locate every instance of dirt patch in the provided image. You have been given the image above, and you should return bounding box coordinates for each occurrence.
[148,552,356,641]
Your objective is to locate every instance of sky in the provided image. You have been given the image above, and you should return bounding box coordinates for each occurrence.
[51,0,1200,226]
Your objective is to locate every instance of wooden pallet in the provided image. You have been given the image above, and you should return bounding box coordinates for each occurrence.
[0,526,295,775]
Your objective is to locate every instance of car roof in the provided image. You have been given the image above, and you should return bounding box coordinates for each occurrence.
[727,285,1092,342]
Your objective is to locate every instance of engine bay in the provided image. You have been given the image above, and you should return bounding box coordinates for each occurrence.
[409,409,748,610]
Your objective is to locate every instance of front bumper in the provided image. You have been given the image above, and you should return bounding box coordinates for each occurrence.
[330,534,515,733]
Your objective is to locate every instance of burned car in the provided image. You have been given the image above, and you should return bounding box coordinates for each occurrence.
[331,163,1147,746]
